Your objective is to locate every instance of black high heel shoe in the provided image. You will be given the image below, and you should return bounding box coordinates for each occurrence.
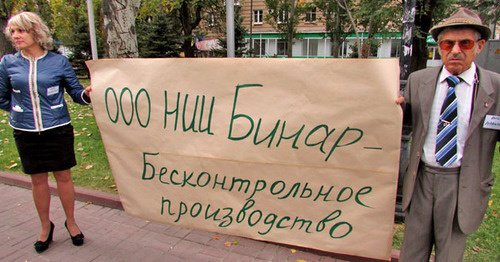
[34,221,54,253]
[64,221,84,246]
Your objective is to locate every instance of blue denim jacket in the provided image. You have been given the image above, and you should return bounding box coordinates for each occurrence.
[0,51,90,131]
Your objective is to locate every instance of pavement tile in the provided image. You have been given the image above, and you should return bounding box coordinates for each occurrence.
[141,230,182,248]
[221,253,255,262]
[199,245,231,259]
[169,239,205,258]
[191,252,224,262]
[0,174,400,262]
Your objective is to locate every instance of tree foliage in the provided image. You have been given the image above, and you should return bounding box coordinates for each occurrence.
[264,0,307,57]
[314,0,352,57]
[213,5,248,57]
[0,0,53,56]
[410,0,451,72]
[51,0,105,75]
[136,9,183,57]
[144,0,222,57]
[355,0,401,57]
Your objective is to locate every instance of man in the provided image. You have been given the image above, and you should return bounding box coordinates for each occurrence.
[397,7,499,261]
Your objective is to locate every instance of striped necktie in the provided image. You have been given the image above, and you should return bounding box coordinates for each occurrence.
[435,75,461,167]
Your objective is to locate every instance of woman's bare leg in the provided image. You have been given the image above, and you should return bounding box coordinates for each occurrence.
[30,173,52,241]
[54,169,81,236]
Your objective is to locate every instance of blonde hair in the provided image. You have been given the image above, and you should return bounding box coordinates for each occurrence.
[4,11,53,50]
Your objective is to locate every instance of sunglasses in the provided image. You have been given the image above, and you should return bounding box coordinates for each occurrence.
[438,39,477,51]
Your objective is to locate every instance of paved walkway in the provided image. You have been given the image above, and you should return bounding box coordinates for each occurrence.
[0,172,399,262]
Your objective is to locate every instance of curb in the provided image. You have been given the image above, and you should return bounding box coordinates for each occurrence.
[0,171,123,210]
[0,171,400,261]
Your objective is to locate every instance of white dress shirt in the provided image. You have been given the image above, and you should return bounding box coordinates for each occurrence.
[422,63,476,167]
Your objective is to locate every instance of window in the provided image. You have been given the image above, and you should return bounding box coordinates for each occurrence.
[253,39,266,56]
[391,40,401,57]
[277,10,287,24]
[428,46,441,60]
[277,40,288,56]
[209,13,216,27]
[254,10,263,24]
[368,40,380,57]
[302,39,319,57]
[309,39,318,56]
[338,42,349,57]
[305,8,316,22]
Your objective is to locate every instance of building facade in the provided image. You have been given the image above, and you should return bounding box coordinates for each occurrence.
[238,0,402,59]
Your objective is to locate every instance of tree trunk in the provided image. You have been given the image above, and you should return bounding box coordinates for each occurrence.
[338,0,361,58]
[329,3,343,58]
[287,0,295,58]
[102,0,141,58]
[0,18,16,56]
[179,1,203,57]
[410,0,437,72]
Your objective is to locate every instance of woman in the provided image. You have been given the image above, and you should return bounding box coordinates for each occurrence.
[0,12,91,253]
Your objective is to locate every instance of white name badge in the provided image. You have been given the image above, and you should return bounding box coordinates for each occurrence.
[483,115,500,130]
[47,85,59,96]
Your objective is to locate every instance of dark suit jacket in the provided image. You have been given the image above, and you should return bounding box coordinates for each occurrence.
[402,65,499,234]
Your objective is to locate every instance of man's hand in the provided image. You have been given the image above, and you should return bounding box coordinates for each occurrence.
[396,95,405,105]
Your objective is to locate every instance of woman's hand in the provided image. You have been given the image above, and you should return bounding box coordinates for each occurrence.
[84,85,92,97]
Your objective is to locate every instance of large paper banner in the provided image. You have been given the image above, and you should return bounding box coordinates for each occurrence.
[86,58,402,261]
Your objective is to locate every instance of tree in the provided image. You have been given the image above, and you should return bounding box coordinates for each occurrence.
[264,0,307,57]
[356,0,401,58]
[102,0,141,58]
[139,0,221,57]
[410,0,450,72]
[0,0,53,56]
[314,0,352,58]
[136,11,182,57]
[0,0,16,56]
[170,0,222,57]
[334,0,362,58]
[51,0,105,76]
[214,5,248,57]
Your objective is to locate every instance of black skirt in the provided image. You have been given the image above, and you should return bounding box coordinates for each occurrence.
[13,124,77,175]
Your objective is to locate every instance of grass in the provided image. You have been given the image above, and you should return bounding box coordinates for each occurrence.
[0,79,116,194]
[390,146,499,261]
[0,79,498,260]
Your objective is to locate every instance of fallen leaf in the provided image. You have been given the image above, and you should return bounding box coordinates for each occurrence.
[290,249,297,253]
[224,242,232,247]
[109,184,116,188]
[212,235,220,240]
[7,163,18,169]
[488,200,493,206]
[103,176,109,180]
[85,165,93,170]
[233,240,238,245]
[77,147,84,151]
[296,260,307,262]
